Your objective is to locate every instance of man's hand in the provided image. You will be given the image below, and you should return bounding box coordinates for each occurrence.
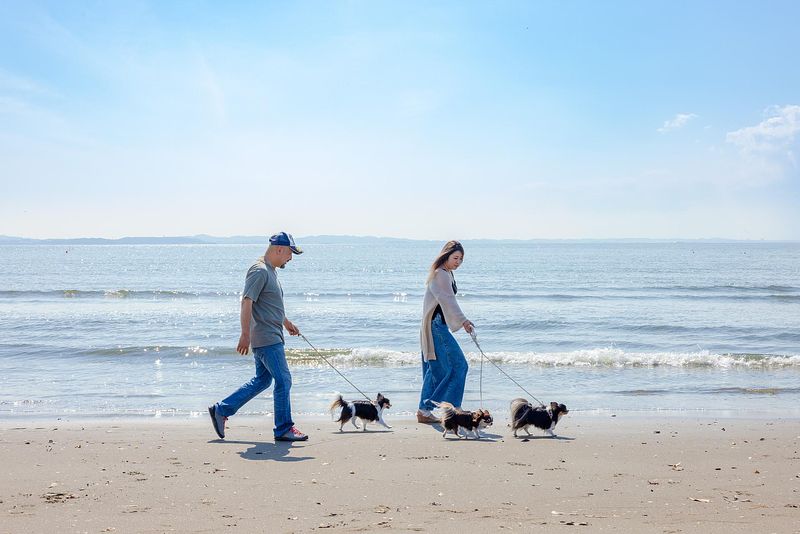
[462,320,475,334]
[238,297,254,355]
[284,319,301,336]
[237,333,251,355]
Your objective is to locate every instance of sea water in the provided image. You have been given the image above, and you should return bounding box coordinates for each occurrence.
[1,241,798,420]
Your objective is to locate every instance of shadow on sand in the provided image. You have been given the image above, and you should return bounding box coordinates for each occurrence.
[517,435,576,441]
[209,439,314,462]
[420,423,504,441]
[329,429,394,435]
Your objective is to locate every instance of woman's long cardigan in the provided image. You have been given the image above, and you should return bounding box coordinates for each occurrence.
[419,268,467,361]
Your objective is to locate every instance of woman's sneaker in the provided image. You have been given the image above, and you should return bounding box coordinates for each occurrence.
[275,426,308,441]
[416,409,439,424]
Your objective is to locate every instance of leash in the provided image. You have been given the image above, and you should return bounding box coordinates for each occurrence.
[469,329,546,408]
[479,335,483,409]
[300,334,372,402]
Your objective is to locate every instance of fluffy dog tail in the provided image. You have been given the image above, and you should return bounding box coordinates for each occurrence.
[509,397,531,427]
[330,394,347,421]
[428,400,457,423]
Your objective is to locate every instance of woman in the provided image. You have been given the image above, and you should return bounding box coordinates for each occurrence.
[417,240,475,423]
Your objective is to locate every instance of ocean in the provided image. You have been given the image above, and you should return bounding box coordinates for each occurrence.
[1,241,798,421]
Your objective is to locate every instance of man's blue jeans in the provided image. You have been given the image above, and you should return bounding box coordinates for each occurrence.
[419,314,469,411]
[217,342,294,437]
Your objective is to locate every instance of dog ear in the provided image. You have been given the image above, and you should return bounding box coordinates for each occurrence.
[377,393,384,400]
[550,401,558,410]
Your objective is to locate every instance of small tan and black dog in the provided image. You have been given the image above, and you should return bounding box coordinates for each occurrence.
[430,400,493,439]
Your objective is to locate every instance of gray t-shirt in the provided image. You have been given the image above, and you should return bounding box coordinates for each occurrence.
[242,260,285,348]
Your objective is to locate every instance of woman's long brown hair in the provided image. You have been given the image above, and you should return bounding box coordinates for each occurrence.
[427,240,465,284]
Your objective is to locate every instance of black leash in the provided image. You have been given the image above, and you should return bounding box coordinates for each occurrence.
[469,329,546,408]
[300,334,372,402]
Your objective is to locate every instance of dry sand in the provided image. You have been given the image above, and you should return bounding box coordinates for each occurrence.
[1,415,799,533]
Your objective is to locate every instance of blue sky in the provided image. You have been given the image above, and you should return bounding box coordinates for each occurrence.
[1,1,798,239]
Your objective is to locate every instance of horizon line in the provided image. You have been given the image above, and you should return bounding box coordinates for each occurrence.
[1,233,798,244]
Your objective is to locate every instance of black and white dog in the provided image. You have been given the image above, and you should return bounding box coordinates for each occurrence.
[330,393,392,432]
[510,399,568,438]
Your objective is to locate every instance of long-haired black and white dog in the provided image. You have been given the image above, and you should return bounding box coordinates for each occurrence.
[430,401,493,439]
[330,393,392,432]
[510,399,568,438]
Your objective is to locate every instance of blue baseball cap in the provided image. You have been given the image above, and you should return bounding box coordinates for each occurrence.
[269,232,303,254]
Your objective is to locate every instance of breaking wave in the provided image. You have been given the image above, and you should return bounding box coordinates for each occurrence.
[43,345,798,368]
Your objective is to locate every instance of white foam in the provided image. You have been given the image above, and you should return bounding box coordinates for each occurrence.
[293,347,800,368]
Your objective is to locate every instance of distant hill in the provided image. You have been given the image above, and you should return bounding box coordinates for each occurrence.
[0,234,435,245]
[0,234,792,245]
[0,234,213,245]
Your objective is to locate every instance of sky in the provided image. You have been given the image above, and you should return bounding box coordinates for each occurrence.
[1,1,799,240]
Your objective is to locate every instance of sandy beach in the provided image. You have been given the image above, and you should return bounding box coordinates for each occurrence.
[1,415,798,533]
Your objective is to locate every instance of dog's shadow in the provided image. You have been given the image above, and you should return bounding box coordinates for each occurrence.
[516,435,576,441]
[330,429,394,435]
[427,424,503,441]
[209,439,314,462]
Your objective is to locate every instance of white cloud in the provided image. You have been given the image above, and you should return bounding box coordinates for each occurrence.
[726,105,800,154]
[0,68,58,98]
[195,53,227,124]
[724,105,800,184]
[658,112,698,133]
[0,95,28,114]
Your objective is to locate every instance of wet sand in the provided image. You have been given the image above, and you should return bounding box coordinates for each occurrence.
[1,416,799,533]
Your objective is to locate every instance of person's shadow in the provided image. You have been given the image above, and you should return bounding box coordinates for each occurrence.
[209,439,314,462]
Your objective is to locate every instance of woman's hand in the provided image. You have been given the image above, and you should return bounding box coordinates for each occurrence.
[462,320,475,334]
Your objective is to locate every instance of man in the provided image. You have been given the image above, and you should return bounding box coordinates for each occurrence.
[208,232,308,442]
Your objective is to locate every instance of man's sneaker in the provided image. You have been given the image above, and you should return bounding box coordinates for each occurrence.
[275,426,308,441]
[208,404,227,439]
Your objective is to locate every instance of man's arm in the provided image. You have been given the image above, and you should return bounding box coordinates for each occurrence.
[237,297,254,355]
